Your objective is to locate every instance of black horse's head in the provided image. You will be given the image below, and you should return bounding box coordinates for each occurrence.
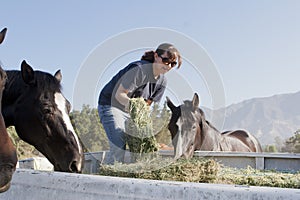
[167,93,203,159]
[8,61,84,172]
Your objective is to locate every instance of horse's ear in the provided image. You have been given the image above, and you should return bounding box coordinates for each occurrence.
[192,93,199,110]
[21,60,35,85]
[54,70,62,83]
[0,28,7,44]
[166,96,176,112]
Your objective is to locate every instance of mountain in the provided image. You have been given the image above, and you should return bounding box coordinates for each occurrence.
[202,91,300,146]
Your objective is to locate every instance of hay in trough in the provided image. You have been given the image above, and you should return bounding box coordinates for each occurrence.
[125,98,159,161]
[217,166,300,188]
[99,157,300,188]
[99,157,220,183]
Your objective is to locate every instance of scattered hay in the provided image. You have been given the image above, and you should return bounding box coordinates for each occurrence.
[217,166,300,188]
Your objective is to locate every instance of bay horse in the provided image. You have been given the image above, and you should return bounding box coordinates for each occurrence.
[167,93,262,159]
[0,27,18,192]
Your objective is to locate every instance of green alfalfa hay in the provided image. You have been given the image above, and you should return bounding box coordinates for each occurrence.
[99,158,300,188]
[125,98,159,161]
[99,158,219,183]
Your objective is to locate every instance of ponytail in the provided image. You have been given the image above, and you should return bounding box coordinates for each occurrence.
[141,51,155,62]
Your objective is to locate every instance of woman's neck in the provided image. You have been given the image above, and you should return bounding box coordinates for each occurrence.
[152,64,160,79]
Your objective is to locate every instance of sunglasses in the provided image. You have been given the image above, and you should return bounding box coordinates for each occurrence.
[158,55,177,68]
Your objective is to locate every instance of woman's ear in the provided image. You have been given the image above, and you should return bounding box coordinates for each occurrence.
[153,52,159,62]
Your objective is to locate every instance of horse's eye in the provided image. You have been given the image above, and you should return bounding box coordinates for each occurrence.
[192,125,197,130]
[41,93,51,101]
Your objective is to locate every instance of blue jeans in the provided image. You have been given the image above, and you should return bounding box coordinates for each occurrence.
[98,105,129,164]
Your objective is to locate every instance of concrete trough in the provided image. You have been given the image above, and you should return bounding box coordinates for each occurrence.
[0,169,299,200]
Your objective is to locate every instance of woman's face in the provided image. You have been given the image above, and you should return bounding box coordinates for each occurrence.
[153,52,177,75]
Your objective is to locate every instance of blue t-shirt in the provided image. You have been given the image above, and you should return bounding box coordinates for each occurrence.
[98,60,167,111]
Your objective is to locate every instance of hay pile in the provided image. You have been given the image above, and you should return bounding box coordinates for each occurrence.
[125,98,159,161]
[99,158,219,183]
[99,158,300,188]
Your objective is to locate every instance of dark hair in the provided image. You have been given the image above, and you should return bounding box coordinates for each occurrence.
[141,43,182,69]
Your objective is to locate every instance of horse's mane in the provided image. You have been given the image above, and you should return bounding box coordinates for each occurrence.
[6,70,61,92]
[204,119,220,132]
[194,106,220,133]
[34,70,61,91]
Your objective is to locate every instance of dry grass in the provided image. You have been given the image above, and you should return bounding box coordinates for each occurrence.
[99,157,300,188]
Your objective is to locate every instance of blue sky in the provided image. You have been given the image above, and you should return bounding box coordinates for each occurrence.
[0,1,299,110]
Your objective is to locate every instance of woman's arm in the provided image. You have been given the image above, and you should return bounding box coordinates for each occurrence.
[115,84,130,111]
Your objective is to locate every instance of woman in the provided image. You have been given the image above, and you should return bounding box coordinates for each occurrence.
[98,43,182,164]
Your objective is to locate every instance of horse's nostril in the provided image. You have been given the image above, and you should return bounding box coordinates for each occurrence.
[70,161,78,173]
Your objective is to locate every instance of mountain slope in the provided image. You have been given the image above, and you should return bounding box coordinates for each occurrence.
[203,91,300,146]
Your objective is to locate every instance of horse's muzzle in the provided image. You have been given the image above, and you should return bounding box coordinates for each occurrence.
[69,160,82,173]
[0,163,16,193]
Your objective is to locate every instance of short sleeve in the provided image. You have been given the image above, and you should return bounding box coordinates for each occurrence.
[120,65,144,93]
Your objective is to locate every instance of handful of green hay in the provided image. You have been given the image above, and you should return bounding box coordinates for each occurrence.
[125,98,159,161]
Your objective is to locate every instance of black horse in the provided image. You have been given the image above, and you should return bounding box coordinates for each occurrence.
[0,28,18,193]
[167,93,262,159]
[3,60,84,173]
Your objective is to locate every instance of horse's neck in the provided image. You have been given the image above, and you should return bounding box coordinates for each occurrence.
[199,120,223,151]
[2,71,24,126]
[3,71,24,104]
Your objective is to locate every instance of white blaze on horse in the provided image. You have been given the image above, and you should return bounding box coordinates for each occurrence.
[167,93,262,159]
